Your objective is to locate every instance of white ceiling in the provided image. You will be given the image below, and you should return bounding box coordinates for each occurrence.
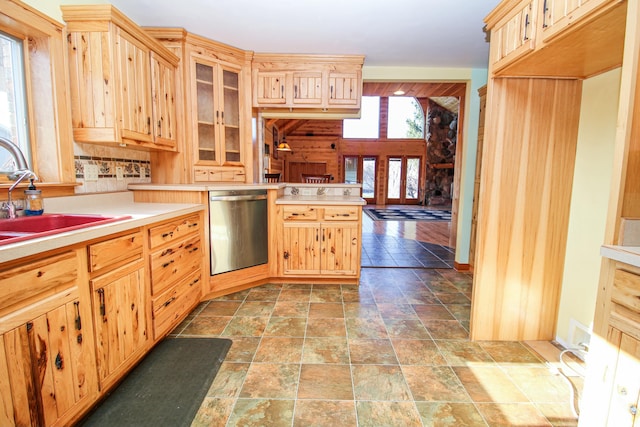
[109,0,498,68]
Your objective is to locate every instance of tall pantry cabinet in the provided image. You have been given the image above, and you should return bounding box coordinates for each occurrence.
[145,29,254,184]
[474,0,628,340]
[479,0,640,423]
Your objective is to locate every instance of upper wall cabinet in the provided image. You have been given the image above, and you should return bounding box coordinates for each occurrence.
[486,0,627,78]
[145,28,254,184]
[252,54,364,116]
[63,5,179,151]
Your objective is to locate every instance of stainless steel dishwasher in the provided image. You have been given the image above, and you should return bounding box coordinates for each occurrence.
[208,189,268,275]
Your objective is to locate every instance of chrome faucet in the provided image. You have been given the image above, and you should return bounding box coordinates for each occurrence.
[0,136,38,219]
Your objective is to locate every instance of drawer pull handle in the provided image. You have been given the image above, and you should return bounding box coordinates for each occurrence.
[163,297,176,307]
[188,247,199,254]
[188,222,198,228]
[55,352,63,370]
[74,301,82,330]
[162,260,175,268]
[77,334,83,344]
[97,289,106,317]
[36,271,43,278]
[184,243,193,250]
[161,248,174,256]
[190,278,200,286]
[283,251,289,260]
[162,231,174,238]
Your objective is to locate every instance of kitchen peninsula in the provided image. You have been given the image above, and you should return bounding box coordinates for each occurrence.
[128,182,365,298]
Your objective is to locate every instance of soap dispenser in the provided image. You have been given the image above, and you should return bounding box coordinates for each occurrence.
[24,178,44,216]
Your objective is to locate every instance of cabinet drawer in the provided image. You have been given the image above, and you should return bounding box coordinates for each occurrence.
[610,268,640,338]
[148,214,200,248]
[152,270,202,339]
[0,251,78,317]
[323,207,359,221]
[150,234,202,294]
[283,206,318,221]
[89,231,143,272]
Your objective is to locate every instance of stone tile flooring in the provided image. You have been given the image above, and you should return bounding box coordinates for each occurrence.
[360,233,455,268]
[173,267,583,427]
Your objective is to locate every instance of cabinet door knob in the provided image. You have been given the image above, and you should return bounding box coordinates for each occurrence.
[630,405,637,416]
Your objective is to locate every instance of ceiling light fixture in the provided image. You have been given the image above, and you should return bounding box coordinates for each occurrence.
[393,90,405,95]
[277,135,292,151]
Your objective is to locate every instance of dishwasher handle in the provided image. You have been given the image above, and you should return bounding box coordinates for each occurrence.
[209,194,267,202]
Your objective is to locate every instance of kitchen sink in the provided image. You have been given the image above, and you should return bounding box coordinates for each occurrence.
[0,213,131,246]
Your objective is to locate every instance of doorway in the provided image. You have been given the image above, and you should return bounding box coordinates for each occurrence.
[344,155,377,204]
[387,156,421,204]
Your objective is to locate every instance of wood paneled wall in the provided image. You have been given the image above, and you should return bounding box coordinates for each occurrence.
[470,78,583,341]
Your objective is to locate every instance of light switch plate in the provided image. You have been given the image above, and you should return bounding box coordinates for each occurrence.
[116,166,124,180]
[84,164,99,181]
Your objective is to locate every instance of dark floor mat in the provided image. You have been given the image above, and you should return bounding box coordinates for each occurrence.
[78,337,232,427]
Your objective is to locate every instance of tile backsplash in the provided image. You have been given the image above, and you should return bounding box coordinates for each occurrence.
[74,143,151,193]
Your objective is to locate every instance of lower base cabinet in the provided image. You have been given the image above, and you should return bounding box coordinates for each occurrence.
[90,260,148,390]
[0,249,97,427]
[280,205,362,278]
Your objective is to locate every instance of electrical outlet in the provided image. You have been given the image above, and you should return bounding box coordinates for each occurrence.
[84,164,99,181]
[139,166,146,179]
[116,166,124,181]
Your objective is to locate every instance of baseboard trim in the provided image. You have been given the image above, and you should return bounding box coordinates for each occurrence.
[454,262,470,272]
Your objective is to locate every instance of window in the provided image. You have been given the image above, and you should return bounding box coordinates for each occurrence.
[387,96,424,139]
[343,96,380,138]
[0,31,30,172]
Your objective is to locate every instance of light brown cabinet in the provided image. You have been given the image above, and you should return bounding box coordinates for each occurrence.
[63,5,179,150]
[281,205,361,277]
[581,263,640,426]
[88,231,148,391]
[486,0,625,77]
[146,29,254,184]
[148,214,203,340]
[252,54,364,113]
[0,250,97,427]
[488,0,536,72]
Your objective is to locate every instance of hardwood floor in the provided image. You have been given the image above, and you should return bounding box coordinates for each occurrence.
[362,205,452,247]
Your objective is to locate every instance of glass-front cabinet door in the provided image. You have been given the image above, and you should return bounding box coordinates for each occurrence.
[193,57,242,165]
[195,62,217,162]
[222,69,240,163]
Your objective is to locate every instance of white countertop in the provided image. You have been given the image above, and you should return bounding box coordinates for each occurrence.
[601,245,640,268]
[0,192,204,264]
[129,183,284,191]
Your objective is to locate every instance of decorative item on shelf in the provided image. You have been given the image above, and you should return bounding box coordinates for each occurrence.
[277,135,292,152]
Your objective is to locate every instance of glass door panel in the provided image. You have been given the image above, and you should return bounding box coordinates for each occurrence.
[405,157,420,201]
[362,157,376,200]
[387,158,402,201]
[344,157,358,184]
[387,156,421,204]
[344,155,377,204]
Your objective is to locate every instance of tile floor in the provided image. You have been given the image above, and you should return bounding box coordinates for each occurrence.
[171,267,584,427]
[360,233,454,268]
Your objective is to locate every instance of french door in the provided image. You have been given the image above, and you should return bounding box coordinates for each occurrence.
[387,156,421,204]
[344,155,377,204]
